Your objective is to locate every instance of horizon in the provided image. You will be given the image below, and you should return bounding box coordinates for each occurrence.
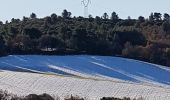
[0,0,170,22]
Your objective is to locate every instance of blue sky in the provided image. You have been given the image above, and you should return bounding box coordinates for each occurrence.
[0,0,169,21]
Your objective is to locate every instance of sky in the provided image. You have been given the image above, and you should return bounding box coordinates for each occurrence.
[0,0,169,22]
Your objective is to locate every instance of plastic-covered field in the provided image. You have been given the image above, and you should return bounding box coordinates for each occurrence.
[0,55,169,86]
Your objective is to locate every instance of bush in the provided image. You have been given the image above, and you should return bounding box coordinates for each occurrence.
[101,97,130,100]
[22,93,54,100]
[0,90,145,100]
[101,97,144,100]
[65,95,84,100]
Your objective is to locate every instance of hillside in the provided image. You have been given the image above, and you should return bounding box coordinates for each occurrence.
[0,11,170,67]
[0,55,170,99]
[0,55,169,86]
[0,70,170,100]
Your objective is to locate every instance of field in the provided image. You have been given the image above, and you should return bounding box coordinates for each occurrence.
[0,55,170,99]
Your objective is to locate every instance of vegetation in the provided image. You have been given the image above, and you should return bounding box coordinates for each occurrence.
[0,10,170,67]
[0,90,144,100]
[0,90,55,100]
[101,97,144,100]
[65,95,84,100]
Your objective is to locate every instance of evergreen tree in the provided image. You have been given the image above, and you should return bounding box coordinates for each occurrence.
[111,12,119,20]
[30,13,37,19]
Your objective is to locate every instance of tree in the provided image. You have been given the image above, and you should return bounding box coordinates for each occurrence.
[138,16,145,22]
[127,16,131,20]
[149,47,163,64]
[0,35,5,55]
[162,21,170,32]
[45,16,52,24]
[13,35,32,51]
[149,13,154,21]
[5,20,8,24]
[154,12,162,21]
[22,16,29,22]
[112,33,122,54]
[164,13,170,21]
[70,27,89,51]
[165,48,170,66]
[39,35,63,51]
[115,31,147,46]
[24,28,42,39]
[122,42,133,56]
[0,21,3,24]
[58,26,72,43]
[111,12,119,20]
[95,16,101,22]
[88,14,94,22]
[11,18,20,23]
[88,14,93,18]
[68,12,72,18]
[51,13,57,22]
[9,26,19,37]
[62,9,71,18]
[30,13,37,19]
[102,12,109,19]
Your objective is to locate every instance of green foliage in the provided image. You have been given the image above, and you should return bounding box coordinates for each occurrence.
[39,35,64,50]
[0,35,6,56]
[24,28,42,39]
[114,31,147,46]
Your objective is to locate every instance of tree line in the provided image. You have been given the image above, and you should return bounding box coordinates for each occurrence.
[0,10,170,67]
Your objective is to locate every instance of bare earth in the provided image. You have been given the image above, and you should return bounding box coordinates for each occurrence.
[0,70,170,100]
